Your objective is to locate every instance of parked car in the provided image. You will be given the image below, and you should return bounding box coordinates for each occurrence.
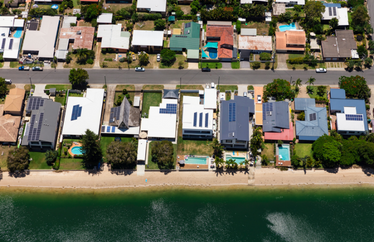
[32,66,43,71]
[243,92,247,97]
[135,67,145,72]
[202,67,211,72]
[5,79,12,84]
[257,95,262,103]
[157,54,161,62]
[18,66,30,71]
[315,68,327,73]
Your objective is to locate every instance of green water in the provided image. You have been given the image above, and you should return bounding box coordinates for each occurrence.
[0,187,374,241]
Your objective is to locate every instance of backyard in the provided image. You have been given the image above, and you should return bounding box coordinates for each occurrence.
[134,21,155,30]
[160,54,188,69]
[242,21,269,36]
[0,146,12,171]
[262,143,275,161]
[28,151,50,169]
[142,92,162,116]
[146,142,177,170]
[100,136,132,163]
[294,143,313,158]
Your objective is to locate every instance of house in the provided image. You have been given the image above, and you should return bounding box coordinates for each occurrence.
[97,13,113,24]
[294,98,328,141]
[0,37,21,60]
[330,89,368,136]
[239,35,272,60]
[97,24,130,52]
[322,3,349,27]
[0,16,24,29]
[240,0,267,3]
[101,96,140,136]
[205,21,234,61]
[182,96,213,139]
[132,30,164,53]
[273,3,286,16]
[22,98,61,149]
[62,88,104,138]
[220,96,254,149]
[0,16,24,60]
[4,0,25,7]
[0,104,21,144]
[3,88,25,116]
[140,99,177,140]
[170,22,200,61]
[263,101,294,141]
[321,30,357,61]
[276,30,306,52]
[274,0,305,6]
[163,89,179,99]
[22,16,60,60]
[137,0,167,14]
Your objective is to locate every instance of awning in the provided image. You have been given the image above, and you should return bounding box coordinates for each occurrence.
[204,42,218,49]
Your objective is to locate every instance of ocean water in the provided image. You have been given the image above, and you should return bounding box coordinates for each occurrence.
[0,186,374,242]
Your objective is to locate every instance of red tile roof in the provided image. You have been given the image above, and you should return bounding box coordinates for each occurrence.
[206,25,234,59]
[264,122,294,141]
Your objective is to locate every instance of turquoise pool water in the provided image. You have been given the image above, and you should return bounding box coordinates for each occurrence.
[13,28,22,38]
[279,22,296,32]
[207,48,217,59]
[278,145,290,161]
[185,157,207,165]
[226,155,246,164]
[71,146,84,155]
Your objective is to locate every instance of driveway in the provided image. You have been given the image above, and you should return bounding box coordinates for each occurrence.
[34,84,48,98]
[276,53,288,70]
[240,61,250,69]
[222,62,231,70]
[238,85,247,96]
[103,84,115,125]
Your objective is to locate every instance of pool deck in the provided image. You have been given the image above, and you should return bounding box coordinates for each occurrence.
[276,145,291,167]
[177,155,209,170]
[68,142,82,157]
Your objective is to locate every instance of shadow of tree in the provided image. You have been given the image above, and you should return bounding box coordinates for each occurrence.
[111,169,134,176]
[324,167,339,174]
[361,167,374,177]
[8,170,30,178]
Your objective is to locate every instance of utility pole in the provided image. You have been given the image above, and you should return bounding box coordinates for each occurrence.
[29,77,32,89]
[104,75,107,86]
[218,76,220,89]
[180,77,181,89]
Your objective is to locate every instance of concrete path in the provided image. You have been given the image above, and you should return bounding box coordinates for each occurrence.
[94,43,101,69]
[238,85,248,96]
[137,164,145,176]
[103,84,115,125]
[369,85,374,119]
[2,62,10,69]
[276,53,288,70]
[33,84,48,98]
[297,86,309,98]
[188,63,199,69]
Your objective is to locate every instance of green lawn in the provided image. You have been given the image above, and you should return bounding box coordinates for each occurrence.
[176,85,204,90]
[28,151,51,169]
[262,143,275,161]
[307,86,328,99]
[218,85,238,92]
[163,40,169,48]
[100,136,132,162]
[45,84,72,91]
[142,92,162,115]
[54,93,67,106]
[288,54,304,59]
[231,61,240,69]
[294,143,313,158]
[59,158,85,170]
[160,55,187,69]
[177,139,213,156]
[143,85,164,90]
[198,62,222,69]
[68,92,84,97]
[146,142,177,170]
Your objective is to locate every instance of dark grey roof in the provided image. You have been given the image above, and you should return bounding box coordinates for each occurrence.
[220,96,254,142]
[26,96,46,112]
[330,89,346,99]
[296,106,328,140]
[330,98,368,131]
[262,101,289,132]
[109,97,140,128]
[294,98,315,111]
[22,99,61,145]
[321,30,356,58]
[163,89,180,99]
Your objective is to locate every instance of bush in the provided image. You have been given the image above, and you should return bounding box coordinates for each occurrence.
[260,52,271,61]
[161,49,176,66]
[366,104,370,110]
[251,61,261,69]
[119,57,126,63]
[265,62,270,69]
[122,89,128,95]
[138,13,162,21]
[53,158,60,170]
[86,59,93,64]
[154,19,166,30]
[297,112,305,120]
[287,57,304,64]
[236,20,241,34]
[248,85,254,90]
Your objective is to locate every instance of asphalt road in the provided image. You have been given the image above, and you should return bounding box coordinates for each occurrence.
[3,68,373,85]
[369,0,374,40]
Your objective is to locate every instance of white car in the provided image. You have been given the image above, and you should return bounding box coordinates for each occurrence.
[135,67,145,72]
[5,79,12,84]
[257,95,262,103]
[156,54,161,62]
[316,68,327,73]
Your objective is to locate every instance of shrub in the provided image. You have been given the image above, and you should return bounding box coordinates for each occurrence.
[122,89,128,95]
[260,52,271,61]
[287,57,304,64]
[251,61,261,69]
[86,59,93,64]
[297,112,305,120]
[119,57,126,63]
[104,58,112,61]
[248,85,254,90]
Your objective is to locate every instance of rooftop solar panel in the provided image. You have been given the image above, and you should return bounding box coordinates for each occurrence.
[111,126,115,132]
[9,39,13,49]
[329,7,332,16]
[346,114,363,121]
[333,7,337,16]
[106,126,110,132]
[193,112,197,127]
[205,113,208,128]
[199,112,203,127]
[101,126,105,132]
[1,38,5,49]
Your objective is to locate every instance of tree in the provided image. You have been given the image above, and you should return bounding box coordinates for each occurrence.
[236,20,241,34]
[154,19,166,30]
[160,49,176,66]
[329,18,339,30]
[306,76,315,86]
[317,85,326,97]
[291,154,300,167]
[251,61,261,69]
[7,147,30,172]
[260,52,271,61]
[81,129,102,168]
[358,142,374,165]
[364,57,373,68]
[312,135,342,168]
[151,141,174,169]
[45,150,58,166]
[351,5,369,32]
[297,112,305,120]
[190,0,201,15]
[304,1,325,22]
[211,138,223,158]
[294,5,302,13]
[338,75,371,102]
[76,48,95,64]
[263,79,295,101]
[83,4,102,22]
[0,77,8,97]
[138,52,149,66]
[293,78,302,93]
[106,141,137,168]
[348,0,365,8]
[69,68,89,89]
[357,45,368,59]
[250,127,264,158]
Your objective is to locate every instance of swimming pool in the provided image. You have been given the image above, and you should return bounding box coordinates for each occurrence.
[226,155,246,164]
[13,28,22,38]
[185,157,207,165]
[207,48,218,59]
[278,145,290,161]
[71,146,84,155]
[279,22,296,32]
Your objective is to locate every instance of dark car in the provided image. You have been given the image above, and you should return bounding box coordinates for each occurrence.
[202,67,211,72]
[32,66,43,71]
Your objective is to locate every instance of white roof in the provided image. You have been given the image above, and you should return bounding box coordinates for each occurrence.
[274,0,305,5]
[336,113,365,132]
[0,37,20,59]
[22,16,60,59]
[137,0,166,12]
[241,28,257,36]
[134,96,140,107]
[62,16,77,28]
[14,19,24,28]
[0,27,10,37]
[240,0,267,3]
[204,88,217,109]
[97,13,113,24]
[0,16,23,28]
[132,30,164,47]
[55,50,69,60]
[141,99,177,139]
[137,140,147,161]
[182,96,213,131]
[97,24,129,50]
[322,7,348,26]
[58,38,69,50]
[62,88,104,136]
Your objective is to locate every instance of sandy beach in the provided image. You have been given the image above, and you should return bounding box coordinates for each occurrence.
[1,166,374,190]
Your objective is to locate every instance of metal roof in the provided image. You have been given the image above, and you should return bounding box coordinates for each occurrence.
[163,89,179,99]
[296,106,328,141]
[170,21,200,51]
[330,89,346,99]
[294,98,315,111]
[262,101,289,132]
[330,98,368,131]
[97,13,113,24]
[220,96,254,142]
[241,28,257,36]
[132,30,164,47]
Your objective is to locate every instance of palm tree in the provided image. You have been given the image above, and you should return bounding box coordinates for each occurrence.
[76,48,89,64]
[306,77,315,94]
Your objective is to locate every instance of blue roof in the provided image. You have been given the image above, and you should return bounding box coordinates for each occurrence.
[323,3,341,8]
[330,89,346,99]
[220,96,254,143]
[294,98,316,111]
[296,106,328,141]
[262,101,289,133]
[330,98,368,131]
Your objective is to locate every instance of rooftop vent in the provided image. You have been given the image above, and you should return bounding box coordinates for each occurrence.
[77,30,82,35]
